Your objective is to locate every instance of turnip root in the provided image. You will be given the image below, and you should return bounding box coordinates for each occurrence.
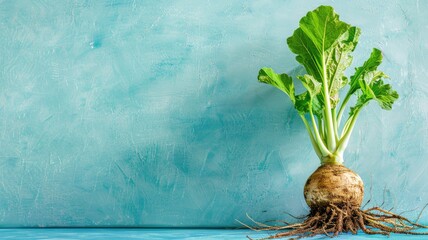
[254,164,428,239]
[245,164,427,239]
[304,164,363,209]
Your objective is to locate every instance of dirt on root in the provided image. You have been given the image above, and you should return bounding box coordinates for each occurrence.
[243,204,428,239]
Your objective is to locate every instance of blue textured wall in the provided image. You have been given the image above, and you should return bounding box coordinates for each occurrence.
[0,0,427,227]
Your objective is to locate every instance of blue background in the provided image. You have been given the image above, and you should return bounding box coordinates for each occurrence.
[0,0,427,227]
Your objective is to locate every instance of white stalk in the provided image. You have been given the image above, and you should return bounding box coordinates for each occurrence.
[309,108,332,157]
[322,54,337,151]
[336,110,361,156]
[300,114,322,159]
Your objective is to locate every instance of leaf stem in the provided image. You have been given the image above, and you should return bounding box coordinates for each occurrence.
[309,108,331,157]
[337,93,351,127]
[322,54,336,151]
[317,117,324,142]
[299,114,322,159]
[332,108,339,142]
[336,109,361,155]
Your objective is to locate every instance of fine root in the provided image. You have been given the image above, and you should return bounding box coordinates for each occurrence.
[242,204,428,239]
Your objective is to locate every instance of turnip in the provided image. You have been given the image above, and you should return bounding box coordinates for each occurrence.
[251,5,427,238]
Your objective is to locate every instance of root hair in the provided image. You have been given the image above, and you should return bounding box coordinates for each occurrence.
[243,204,428,239]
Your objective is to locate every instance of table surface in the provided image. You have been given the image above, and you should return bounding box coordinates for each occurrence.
[0,228,426,239]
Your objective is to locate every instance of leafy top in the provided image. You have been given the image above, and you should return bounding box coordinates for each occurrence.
[257,6,398,165]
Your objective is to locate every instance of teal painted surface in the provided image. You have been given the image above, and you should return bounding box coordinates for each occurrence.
[0,0,427,227]
[1,228,427,240]
[0,228,427,240]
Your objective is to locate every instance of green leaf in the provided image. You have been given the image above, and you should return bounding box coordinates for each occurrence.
[287,28,323,81]
[287,5,360,107]
[294,91,322,116]
[349,48,387,95]
[293,74,322,116]
[362,70,389,85]
[294,96,323,120]
[297,74,322,97]
[326,27,360,107]
[258,67,295,103]
[350,79,399,116]
[311,95,324,117]
[348,48,395,116]
[295,91,311,115]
